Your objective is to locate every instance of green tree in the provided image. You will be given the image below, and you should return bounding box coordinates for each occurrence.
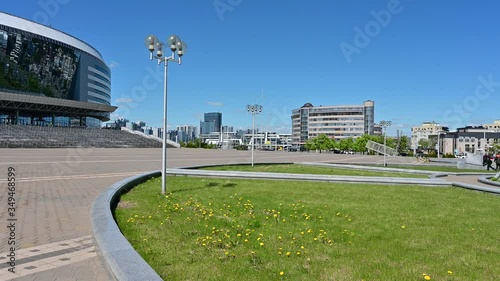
[353,134,373,154]
[304,139,316,151]
[418,139,432,151]
[338,137,355,152]
[314,134,334,152]
[398,135,410,153]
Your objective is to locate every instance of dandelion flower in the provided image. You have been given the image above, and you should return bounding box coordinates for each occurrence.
[260,242,264,246]
[447,271,453,275]
[280,271,284,276]
[402,225,406,229]
[424,276,431,280]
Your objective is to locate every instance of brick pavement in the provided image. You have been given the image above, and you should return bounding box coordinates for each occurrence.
[0,148,495,280]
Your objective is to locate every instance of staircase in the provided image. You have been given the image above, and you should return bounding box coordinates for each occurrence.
[366,140,398,156]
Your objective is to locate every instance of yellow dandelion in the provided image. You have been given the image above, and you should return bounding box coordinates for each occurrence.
[286,252,291,257]
[447,270,453,274]
[260,242,264,246]
[402,225,406,229]
[296,251,301,256]
[424,276,431,280]
[280,271,284,276]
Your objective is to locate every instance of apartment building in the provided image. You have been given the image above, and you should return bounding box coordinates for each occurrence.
[291,100,375,145]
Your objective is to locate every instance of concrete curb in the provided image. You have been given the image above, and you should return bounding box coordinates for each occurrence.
[477,175,500,189]
[91,171,163,281]
[166,168,449,186]
[296,162,440,176]
[452,181,500,194]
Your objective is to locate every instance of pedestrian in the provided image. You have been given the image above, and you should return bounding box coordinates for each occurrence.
[486,156,495,171]
[495,153,500,171]
[483,154,489,166]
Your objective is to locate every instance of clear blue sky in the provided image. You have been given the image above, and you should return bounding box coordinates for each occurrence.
[2,0,500,135]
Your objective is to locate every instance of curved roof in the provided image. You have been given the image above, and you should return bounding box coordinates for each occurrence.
[301,103,314,108]
[0,12,104,61]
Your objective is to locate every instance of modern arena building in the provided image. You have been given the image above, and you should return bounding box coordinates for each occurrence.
[0,12,116,128]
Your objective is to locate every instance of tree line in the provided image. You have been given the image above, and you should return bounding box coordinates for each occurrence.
[303,134,409,155]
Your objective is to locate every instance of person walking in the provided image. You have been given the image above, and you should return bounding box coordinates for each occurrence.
[495,153,500,171]
[486,156,495,171]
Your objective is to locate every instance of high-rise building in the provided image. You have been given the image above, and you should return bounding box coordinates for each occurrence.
[291,100,375,145]
[200,112,222,134]
[176,125,197,142]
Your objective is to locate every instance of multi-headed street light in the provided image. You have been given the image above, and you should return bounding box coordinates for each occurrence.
[379,120,392,167]
[144,34,187,194]
[246,104,263,166]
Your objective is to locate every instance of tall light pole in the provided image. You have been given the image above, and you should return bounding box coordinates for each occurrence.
[380,120,392,167]
[145,34,187,194]
[246,104,263,166]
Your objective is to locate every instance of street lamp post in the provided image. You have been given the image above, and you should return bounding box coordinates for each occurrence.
[380,120,392,167]
[246,104,263,166]
[144,34,188,194]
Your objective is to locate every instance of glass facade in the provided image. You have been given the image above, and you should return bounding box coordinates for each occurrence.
[0,15,112,128]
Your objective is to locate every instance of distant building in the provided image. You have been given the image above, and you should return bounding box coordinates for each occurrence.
[291,100,375,145]
[411,122,448,150]
[200,112,222,134]
[441,125,500,155]
[176,125,197,142]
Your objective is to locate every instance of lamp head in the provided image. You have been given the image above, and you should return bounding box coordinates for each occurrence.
[176,41,188,57]
[155,42,164,58]
[167,35,181,51]
[144,35,158,52]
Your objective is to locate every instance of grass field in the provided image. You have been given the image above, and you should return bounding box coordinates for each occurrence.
[199,164,428,178]
[115,176,500,281]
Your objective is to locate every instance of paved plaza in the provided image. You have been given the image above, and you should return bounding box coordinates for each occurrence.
[0,148,496,280]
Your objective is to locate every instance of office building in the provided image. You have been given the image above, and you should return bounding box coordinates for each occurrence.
[291,100,375,145]
[200,112,222,134]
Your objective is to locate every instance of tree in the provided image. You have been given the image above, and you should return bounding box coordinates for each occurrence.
[338,137,355,152]
[353,134,373,154]
[314,134,334,152]
[398,135,410,153]
[304,134,335,152]
[418,139,432,151]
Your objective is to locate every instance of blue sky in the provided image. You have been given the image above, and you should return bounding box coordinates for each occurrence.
[2,0,500,135]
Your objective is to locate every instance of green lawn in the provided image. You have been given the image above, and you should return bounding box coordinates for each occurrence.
[200,164,428,178]
[115,176,500,281]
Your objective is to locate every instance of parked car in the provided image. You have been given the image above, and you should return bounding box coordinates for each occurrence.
[416,150,427,157]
